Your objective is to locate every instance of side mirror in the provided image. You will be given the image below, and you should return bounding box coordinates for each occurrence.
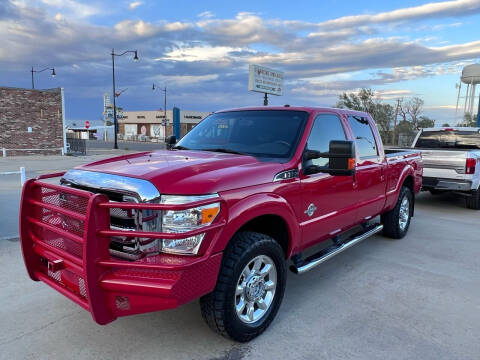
[327,140,356,176]
[303,140,356,176]
[165,135,176,149]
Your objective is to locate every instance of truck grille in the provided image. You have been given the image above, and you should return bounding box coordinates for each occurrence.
[60,183,161,260]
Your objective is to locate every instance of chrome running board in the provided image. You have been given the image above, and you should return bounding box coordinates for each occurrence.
[290,224,384,274]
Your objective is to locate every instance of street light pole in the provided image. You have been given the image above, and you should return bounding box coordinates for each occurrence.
[153,83,167,141]
[31,67,56,89]
[112,50,117,149]
[111,48,138,149]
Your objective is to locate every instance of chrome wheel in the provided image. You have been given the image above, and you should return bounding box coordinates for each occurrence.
[399,196,410,231]
[235,255,277,324]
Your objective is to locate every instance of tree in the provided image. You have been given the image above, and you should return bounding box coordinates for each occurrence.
[459,113,477,127]
[417,116,435,129]
[400,97,424,129]
[397,119,416,133]
[442,123,451,127]
[336,89,394,143]
[106,120,113,126]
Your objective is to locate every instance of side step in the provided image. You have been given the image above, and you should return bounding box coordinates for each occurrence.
[290,224,384,274]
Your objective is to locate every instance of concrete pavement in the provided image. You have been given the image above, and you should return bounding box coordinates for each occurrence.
[0,192,479,359]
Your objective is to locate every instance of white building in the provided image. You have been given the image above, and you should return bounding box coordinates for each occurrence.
[119,110,210,140]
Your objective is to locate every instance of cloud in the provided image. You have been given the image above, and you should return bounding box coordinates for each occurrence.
[316,0,480,30]
[2,0,480,118]
[159,45,246,62]
[129,1,143,10]
[39,0,101,18]
[198,11,214,19]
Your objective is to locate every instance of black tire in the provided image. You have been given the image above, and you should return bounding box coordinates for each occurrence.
[200,231,287,342]
[381,186,413,239]
[466,188,480,210]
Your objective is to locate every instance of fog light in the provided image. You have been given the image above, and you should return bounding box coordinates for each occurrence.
[161,233,205,255]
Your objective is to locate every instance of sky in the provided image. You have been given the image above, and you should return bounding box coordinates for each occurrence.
[1,0,480,125]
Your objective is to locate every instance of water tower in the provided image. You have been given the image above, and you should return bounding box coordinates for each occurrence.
[455,64,480,126]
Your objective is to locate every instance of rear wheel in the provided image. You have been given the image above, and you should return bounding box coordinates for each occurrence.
[466,188,480,210]
[381,186,413,239]
[200,231,286,342]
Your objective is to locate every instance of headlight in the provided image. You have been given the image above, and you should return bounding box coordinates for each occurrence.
[160,194,220,255]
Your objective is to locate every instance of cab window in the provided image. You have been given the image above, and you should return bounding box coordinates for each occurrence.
[348,116,378,159]
[306,114,346,167]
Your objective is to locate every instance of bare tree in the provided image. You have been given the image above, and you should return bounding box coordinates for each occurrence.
[402,97,424,129]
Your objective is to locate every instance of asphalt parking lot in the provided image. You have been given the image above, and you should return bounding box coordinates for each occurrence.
[0,185,479,359]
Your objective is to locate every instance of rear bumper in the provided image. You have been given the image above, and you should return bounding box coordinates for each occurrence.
[20,174,224,324]
[422,176,473,191]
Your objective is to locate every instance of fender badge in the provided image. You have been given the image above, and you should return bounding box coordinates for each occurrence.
[305,203,317,217]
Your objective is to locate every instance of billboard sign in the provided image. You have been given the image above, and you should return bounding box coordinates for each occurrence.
[248,64,284,96]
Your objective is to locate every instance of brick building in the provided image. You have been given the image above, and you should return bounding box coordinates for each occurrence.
[0,87,65,156]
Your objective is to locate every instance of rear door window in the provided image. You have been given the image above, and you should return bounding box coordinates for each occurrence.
[348,116,378,159]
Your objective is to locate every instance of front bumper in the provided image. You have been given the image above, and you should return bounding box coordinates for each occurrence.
[422,176,473,191]
[20,174,224,324]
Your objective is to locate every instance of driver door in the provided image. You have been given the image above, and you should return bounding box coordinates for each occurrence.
[299,113,357,250]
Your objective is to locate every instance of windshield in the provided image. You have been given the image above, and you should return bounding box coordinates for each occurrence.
[175,110,309,161]
[415,130,480,149]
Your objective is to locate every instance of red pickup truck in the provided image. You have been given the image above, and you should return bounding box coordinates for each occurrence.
[20,107,422,342]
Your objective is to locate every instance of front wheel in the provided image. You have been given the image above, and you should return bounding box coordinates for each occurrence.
[381,186,413,239]
[200,231,286,342]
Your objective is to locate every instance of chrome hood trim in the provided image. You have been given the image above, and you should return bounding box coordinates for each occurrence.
[61,169,161,202]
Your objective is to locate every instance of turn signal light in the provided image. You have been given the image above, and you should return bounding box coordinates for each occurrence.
[466,158,477,174]
[348,158,356,170]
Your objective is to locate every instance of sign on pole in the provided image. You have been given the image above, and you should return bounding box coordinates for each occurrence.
[248,64,284,96]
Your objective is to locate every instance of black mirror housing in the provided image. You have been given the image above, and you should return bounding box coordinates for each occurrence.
[165,135,176,144]
[327,140,356,176]
[303,140,356,176]
[165,135,176,150]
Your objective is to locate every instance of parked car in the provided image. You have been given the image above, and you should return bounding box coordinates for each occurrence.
[20,106,422,342]
[407,127,480,209]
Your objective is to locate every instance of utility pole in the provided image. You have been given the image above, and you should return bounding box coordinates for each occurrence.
[393,98,401,145]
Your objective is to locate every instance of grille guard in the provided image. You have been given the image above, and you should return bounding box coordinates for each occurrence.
[20,172,225,325]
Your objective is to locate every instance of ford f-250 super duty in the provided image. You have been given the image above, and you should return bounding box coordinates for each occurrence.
[20,107,422,342]
[406,127,480,209]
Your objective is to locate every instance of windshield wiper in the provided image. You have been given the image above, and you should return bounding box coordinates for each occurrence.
[172,145,190,150]
[202,148,247,155]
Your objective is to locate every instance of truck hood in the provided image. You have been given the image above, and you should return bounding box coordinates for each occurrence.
[74,150,286,194]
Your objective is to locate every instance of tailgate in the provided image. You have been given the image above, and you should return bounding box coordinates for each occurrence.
[417,150,467,174]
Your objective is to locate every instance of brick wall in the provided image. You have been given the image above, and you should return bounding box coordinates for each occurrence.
[0,87,64,156]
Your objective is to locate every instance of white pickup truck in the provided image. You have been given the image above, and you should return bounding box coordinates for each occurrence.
[407,127,480,209]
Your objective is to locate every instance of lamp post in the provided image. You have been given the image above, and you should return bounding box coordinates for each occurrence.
[152,83,167,141]
[31,67,56,89]
[111,48,138,149]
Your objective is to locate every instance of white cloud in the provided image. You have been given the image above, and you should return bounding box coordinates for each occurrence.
[40,0,100,18]
[316,0,480,30]
[198,11,214,19]
[2,0,480,115]
[159,45,245,62]
[129,1,143,10]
